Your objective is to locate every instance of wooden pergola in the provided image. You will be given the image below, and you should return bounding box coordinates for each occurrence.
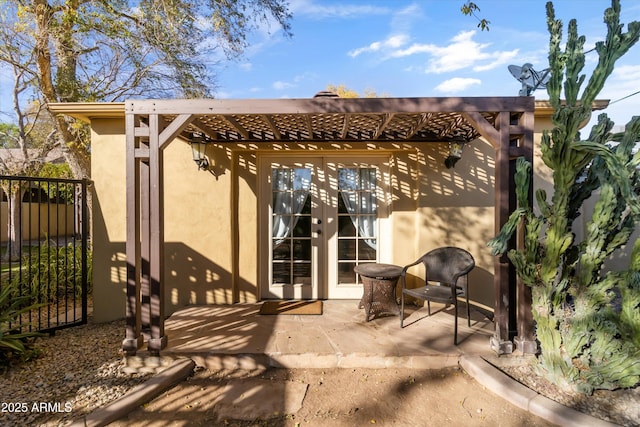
[119,96,535,355]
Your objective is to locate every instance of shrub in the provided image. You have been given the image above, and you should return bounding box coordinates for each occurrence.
[13,241,92,302]
[489,0,640,393]
[0,283,44,370]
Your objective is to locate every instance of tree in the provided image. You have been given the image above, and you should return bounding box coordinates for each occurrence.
[0,14,58,260]
[489,0,640,393]
[326,84,387,98]
[461,1,490,31]
[1,0,292,179]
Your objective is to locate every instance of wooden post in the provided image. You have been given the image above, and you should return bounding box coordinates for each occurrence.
[147,113,167,353]
[141,153,151,339]
[490,111,514,354]
[514,109,537,354]
[123,113,143,354]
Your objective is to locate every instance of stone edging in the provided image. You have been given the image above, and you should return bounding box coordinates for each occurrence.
[459,355,617,427]
[68,358,195,427]
[67,354,618,427]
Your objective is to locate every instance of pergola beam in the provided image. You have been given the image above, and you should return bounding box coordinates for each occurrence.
[491,111,515,354]
[374,113,395,139]
[160,114,194,148]
[222,115,250,140]
[126,97,533,116]
[341,114,352,139]
[261,114,282,140]
[123,113,142,354]
[461,111,499,148]
[406,113,431,139]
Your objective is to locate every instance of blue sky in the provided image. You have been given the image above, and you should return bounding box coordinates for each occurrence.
[212,0,640,130]
[0,0,638,131]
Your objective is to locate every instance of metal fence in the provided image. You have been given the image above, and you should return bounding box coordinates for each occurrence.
[1,175,89,334]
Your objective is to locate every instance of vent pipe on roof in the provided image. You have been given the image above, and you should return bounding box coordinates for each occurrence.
[313,90,340,98]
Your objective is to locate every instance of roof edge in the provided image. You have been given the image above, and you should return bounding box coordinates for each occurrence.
[533,99,610,117]
[48,99,610,123]
[48,102,126,122]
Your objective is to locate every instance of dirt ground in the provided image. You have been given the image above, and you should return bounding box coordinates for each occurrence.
[111,366,556,427]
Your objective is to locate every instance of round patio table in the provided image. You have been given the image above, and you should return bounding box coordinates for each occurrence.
[354,263,403,322]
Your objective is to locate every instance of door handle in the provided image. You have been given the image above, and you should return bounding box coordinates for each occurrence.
[315,229,322,235]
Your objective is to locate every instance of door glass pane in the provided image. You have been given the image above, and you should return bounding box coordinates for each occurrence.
[337,167,378,284]
[293,263,312,285]
[338,262,356,284]
[292,216,310,237]
[272,167,312,286]
[338,215,356,236]
[359,215,377,238]
[293,239,311,260]
[358,241,377,260]
[338,239,356,259]
[272,262,291,285]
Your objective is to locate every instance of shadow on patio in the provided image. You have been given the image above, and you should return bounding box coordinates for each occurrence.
[162,300,495,370]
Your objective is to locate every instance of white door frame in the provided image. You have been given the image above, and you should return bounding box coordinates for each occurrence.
[258,153,391,300]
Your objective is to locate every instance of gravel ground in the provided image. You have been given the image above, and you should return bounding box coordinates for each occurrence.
[502,363,640,426]
[0,319,151,427]
[1,318,639,426]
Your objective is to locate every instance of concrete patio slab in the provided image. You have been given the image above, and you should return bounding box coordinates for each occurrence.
[162,300,495,369]
[87,300,614,427]
[215,378,309,421]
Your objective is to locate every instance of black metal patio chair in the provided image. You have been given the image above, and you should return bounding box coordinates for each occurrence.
[400,247,475,345]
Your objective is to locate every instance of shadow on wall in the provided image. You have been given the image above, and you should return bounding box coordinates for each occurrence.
[91,131,502,322]
[165,242,235,308]
[94,239,238,322]
[409,139,497,309]
[91,188,244,322]
[418,139,495,208]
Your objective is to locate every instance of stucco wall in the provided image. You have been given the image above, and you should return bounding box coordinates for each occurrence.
[414,138,496,310]
[0,202,74,242]
[91,119,238,322]
[90,118,126,323]
[90,125,502,321]
[85,104,638,325]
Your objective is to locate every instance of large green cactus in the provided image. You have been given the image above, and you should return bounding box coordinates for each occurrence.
[489,0,640,393]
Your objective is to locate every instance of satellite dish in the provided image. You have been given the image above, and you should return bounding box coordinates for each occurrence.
[508,63,551,96]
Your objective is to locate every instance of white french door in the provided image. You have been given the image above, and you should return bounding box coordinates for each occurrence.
[259,155,389,299]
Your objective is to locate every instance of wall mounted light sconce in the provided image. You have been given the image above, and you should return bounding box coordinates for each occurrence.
[190,132,209,170]
[445,136,468,169]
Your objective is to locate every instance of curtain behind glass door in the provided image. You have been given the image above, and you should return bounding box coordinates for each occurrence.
[337,167,377,284]
[271,167,312,286]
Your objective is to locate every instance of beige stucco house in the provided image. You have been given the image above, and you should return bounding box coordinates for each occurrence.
[49,95,610,355]
[0,148,76,242]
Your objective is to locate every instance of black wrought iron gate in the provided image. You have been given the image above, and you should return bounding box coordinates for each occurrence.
[1,175,89,334]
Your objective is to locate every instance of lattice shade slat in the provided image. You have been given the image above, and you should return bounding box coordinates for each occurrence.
[163,109,499,144]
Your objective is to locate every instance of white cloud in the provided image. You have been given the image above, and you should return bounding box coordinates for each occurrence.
[346,3,419,58]
[348,34,410,57]
[239,63,253,72]
[417,31,519,74]
[434,77,482,93]
[612,64,640,81]
[273,81,295,90]
[272,72,319,91]
[473,50,520,72]
[290,0,389,19]
[349,29,519,75]
[390,3,423,32]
